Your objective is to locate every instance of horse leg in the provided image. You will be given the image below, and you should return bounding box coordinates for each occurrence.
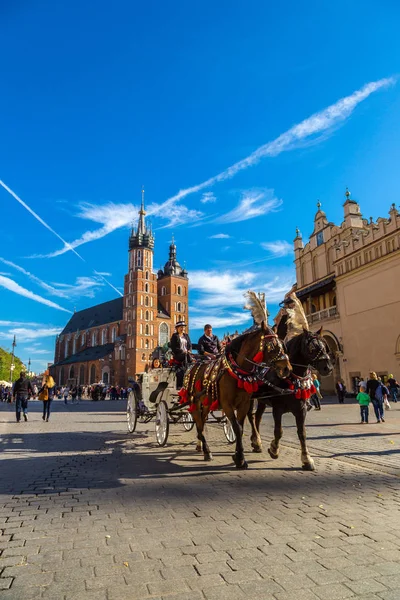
[224,405,247,469]
[268,406,283,459]
[192,408,213,461]
[247,399,263,453]
[294,406,315,471]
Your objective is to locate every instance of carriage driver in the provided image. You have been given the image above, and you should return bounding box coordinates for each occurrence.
[170,321,193,389]
[198,324,222,359]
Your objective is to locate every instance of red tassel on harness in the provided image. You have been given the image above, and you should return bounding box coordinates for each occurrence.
[179,388,188,404]
[188,403,196,413]
[237,379,244,389]
[252,351,264,364]
[295,389,302,399]
[244,381,254,394]
[202,396,209,407]
[195,379,202,392]
[209,399,219,411]
[287,382,295,390]
[252,382,259,392]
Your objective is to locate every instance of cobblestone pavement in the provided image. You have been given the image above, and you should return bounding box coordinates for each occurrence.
[1,398,399,600]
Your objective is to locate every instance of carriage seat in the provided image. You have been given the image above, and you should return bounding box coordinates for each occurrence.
[148,381,169,404]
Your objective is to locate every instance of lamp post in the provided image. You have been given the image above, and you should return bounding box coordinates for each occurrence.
[9,335,16,384]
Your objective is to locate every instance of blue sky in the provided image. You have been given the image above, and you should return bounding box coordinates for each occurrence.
[1,0,400,373]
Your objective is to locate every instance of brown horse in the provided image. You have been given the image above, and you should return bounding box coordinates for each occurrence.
[180,293,292,469]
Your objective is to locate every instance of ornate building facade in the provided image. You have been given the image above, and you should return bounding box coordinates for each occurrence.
[50,191,189,387]
[290,190,400,393]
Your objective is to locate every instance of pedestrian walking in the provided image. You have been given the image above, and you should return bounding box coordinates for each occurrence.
[357,384,370,423]
[336,379,346,403]
[367,372,385,423]
[63,386,69,404]
[12,371,33,422]
[310,373,322,410]
[387,374,399,403]
[39,372,56,422]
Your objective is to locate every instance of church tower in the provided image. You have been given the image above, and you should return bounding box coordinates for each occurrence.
[157,237,189,329]
[124,189,158,379]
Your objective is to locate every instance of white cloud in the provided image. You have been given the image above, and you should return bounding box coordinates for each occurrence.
[200,192,217,204]
[190,311,250,330]
[163,77,395,206]
[188,268,294,331]
[0,326,61,342]
[209,233,231,239]
[0,258,104,299]
[216,189,282,224]
[0,320,42,327]
[21,348,53,355]
[95,271,112,277]
[261,240,293,257]
[0,275,72,313]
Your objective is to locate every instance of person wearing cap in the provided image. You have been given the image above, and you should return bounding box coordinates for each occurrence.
[170,321,192,388]
[198,324,221,359]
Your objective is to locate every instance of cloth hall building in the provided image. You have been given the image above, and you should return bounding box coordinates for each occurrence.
[50,192,189,387]
[285,190,400,394]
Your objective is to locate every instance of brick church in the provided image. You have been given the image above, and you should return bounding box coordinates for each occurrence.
[50,191,189,387]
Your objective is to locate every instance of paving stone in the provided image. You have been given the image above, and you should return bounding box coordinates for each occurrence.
[345,579,388,595]
[202,583,246,599]
[312,583,356,599]
[0,577,13,590]
[147,578,190,595]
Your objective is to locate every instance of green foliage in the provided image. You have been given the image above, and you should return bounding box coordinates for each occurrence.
[0,347,26,383]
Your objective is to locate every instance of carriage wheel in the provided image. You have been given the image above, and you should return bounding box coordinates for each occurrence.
[126,391,138,433]
[182,411,195,431]
[223,418,236,444]
[155,400,169,446]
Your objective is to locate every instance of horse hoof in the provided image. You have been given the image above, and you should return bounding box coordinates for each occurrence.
[204,453,213,461]
[236,460,248,470]
[252,446,262,453]
[196,445,202,453]
[302,462,315,471]
[268,448,279,460]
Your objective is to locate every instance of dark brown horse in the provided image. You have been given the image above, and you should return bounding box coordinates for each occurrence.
[247,321,333,470]
[181,293,292,469]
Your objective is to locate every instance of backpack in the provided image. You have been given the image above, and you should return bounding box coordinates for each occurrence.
[375,385,384,401]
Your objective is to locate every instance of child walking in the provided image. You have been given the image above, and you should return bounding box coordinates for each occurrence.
[357,385,370,424]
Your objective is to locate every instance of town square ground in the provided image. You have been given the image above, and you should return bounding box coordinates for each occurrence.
[1,398,400,600]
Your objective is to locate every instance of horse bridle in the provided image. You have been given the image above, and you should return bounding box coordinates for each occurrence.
[290,335,330,369]
[228,332,289,385]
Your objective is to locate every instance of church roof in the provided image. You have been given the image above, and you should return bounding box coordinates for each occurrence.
[53,343,115,366]
[60,298,123,335]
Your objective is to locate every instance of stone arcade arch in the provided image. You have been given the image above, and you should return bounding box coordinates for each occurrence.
[319,331,341,394]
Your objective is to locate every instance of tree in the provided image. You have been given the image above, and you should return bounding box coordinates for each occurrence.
[0,347,25,383]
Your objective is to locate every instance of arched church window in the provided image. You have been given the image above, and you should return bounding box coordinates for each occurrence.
[145,271,149,280]
[161,286,166,296]
[101,329,107,345]
[81,332,85,346]
[111,327,116,342]
[91,332,97,347]
[127,325,132,336]
[145,310,149,321]
[145,296,149,306]
[145,283,149,293]
[145,324,150,335]
[177,302,182,312]
[90,364,96,383]
[129,283,133,294]
[177,286,182,295]
[137,250,142,267]
[145,339,149,349]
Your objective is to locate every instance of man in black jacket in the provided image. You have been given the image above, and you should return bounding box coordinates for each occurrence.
[198,324,221,359]
[12,371,33,422]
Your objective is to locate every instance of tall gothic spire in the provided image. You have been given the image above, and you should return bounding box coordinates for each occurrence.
[129,187,154,250]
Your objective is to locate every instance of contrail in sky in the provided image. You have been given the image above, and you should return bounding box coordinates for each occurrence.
[0,180,123,297]
[163,76,396,206]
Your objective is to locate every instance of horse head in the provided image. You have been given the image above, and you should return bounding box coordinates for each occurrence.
[300,327,333,376]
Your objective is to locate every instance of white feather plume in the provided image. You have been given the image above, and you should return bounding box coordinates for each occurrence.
[244,291,268,326]
[285,292,309,340]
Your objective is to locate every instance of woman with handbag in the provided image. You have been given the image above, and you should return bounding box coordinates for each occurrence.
[39,372,55,422]
[310,373,322,410]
